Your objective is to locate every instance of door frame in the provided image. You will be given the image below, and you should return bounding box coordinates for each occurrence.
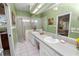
[4,3,15,56]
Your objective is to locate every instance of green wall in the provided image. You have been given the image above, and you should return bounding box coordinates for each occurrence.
[42,3,79,39]
[10,4,18,46]
[16,10,30,16]
[12,28,18,46]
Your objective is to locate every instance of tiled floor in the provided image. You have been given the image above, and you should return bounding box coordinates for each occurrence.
[4,49,10,56]
[15,34,39,56]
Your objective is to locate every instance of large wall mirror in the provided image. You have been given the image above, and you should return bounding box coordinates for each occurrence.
[57,13,70,36]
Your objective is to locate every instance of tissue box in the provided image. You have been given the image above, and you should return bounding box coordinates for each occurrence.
[76,38,79,48]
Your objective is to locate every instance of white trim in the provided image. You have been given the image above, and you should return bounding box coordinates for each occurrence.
[68,12,72,36]
[56,15,58,35]
[11,26,16,29]
[71,31,79,33]
[0,36,2,48]
[56,12,72,36]
[4,4,15,56]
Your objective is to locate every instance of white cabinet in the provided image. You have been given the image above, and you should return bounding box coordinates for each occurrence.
[39,41,60,56]
[31,33,61,56]
[30,34,39,49]
[30,35,37,47]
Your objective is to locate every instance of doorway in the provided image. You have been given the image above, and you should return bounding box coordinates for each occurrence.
[0,3,10,56]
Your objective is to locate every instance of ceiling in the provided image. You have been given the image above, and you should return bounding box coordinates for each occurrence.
[14,3,30,12]
[14,3,56,15]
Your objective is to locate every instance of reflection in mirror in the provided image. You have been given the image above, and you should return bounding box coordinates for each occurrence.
[0,3,7,32]
[0,3,11,56]
[57,13,70,36]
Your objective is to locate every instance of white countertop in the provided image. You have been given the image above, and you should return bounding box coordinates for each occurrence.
[31,31,79,56]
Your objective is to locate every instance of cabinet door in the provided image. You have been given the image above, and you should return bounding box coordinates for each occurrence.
[1,34,9,50]
[31,35,37,46]
[40,42,60,56]
[30,35,39,49]
[40,42,49,56]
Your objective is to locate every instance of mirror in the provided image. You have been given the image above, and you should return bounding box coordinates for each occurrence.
[0,3,7,32]
[57,13,70,36]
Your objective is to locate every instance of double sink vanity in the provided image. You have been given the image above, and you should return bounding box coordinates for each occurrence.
[29,31,79,56]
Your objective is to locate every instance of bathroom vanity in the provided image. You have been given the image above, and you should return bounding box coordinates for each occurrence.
[31,31,79,56]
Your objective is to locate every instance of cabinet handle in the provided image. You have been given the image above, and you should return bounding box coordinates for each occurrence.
[9,34,11,37]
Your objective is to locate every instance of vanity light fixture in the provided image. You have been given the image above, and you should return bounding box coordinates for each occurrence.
[37,3,44,9]
[53,7,58,11]
[35,20,38,23]
[32,20,38,23]
[32,8,38,14]
[22,19,30,22]
[32,3,44,14]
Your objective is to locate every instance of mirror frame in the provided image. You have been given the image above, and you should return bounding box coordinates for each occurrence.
[56,12,72,37]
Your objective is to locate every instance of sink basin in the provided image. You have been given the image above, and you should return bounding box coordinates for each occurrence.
[44,37,59,44]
